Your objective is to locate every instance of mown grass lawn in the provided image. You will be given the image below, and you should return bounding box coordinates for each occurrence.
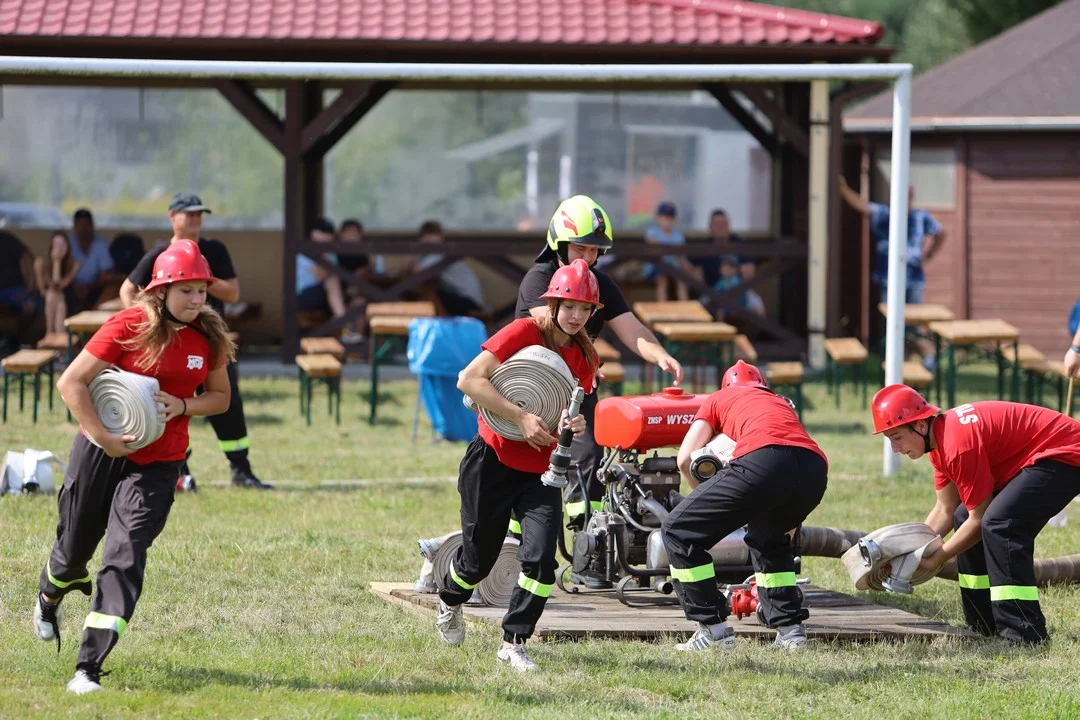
[1,363,1077,719]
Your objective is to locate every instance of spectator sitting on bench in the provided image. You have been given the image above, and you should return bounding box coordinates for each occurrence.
[68,208,121,311]
[644,201,691,302]
[714,256,766,319]
[400,220,487,318]
[0,230,39,351]
[33,231,80,336]
[296,218,347,320]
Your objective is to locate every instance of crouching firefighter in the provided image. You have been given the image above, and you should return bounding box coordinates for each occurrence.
[436,259,600,672]
[33,240,234,694]
[664,360,828,652]
[515,194,683,588]
[872,385,1080,644]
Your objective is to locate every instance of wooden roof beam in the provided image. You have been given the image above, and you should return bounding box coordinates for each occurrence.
[704,83,778,157]
[214,79,285,154]
[732,84,809,158]
[301,80,396,160]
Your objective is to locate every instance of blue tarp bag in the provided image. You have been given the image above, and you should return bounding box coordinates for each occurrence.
[407,316,487,442]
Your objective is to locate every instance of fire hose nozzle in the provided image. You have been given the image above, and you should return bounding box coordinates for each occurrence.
[541,386,586,489]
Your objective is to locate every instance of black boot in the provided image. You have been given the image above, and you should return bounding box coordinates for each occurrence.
[230,460,273,490]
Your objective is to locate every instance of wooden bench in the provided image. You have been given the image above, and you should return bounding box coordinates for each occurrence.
[1002,344,1047,404]
[37,332,75,353]
[366,301,437,425]
[300,336,346,361]
[95,297,125,311]
[927,318,1020,408]
[652,321,737,393]
[824,338,869,408]
[881,360,934,390]
[296,353,343,426]
[599,361,626,397]
[594,338,621,363]
[2,349,59,423]
[766,362,805,421]
[1035,361,1077,416]
[734,334,758,364]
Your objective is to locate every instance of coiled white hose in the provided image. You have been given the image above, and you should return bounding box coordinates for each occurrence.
[87,367,166,451]
[463,345,577,441]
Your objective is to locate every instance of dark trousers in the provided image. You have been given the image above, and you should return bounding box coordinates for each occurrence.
[439,436,561,643]
[40,433,180,670]
[205,361,251,469]
[662,446,828,628]
[564,390,603,527]
[953,459,1080,644]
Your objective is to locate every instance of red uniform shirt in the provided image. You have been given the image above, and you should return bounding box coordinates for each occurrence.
[694,386,827,467]
[478,318,597,473]
[930,401,1080,509]
[83,306,214,465]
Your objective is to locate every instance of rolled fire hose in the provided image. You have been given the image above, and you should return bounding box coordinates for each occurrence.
[431,532,465,593]
[476,538,522,608]
[841,522,944,593]
[86,367,165,451]
[799,526,1080,589]
[463,345,576,441]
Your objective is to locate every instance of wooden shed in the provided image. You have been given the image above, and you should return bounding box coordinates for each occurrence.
[843,0,1080,357]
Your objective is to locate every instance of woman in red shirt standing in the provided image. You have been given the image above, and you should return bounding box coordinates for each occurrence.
[666,360,829,652]
[33,240,235,694]
[435,259,600,672]
[872,384,1080,644]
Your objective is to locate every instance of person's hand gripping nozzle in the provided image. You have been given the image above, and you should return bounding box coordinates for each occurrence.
[541,386,585,489]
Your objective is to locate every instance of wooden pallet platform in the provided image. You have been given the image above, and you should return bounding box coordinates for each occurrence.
[370,582,975,643]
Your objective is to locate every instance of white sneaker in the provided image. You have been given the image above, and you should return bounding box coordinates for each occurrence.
[676,622,736,652]
[774,624,807,650]
[497,643,539,672]
[435,600,465,645]
[66,668,104,695]
[33,594,62,648]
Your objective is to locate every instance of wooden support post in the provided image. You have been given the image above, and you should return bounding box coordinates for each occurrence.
[807,78,829,371]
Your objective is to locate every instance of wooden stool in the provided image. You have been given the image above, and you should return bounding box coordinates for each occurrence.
[296,354,343,426]
[599,361,626,397]
[2,349,59,423]
[734,334,758,364]
[300,337,347,360]
[766,362,805,421]
[652,321,737,393]
[824,338,869,408]
[1002,344,1046,404]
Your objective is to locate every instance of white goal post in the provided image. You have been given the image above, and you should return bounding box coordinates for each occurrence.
[0,56,913,475]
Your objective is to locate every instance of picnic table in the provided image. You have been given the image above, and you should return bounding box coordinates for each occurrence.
[927,319,1020,408]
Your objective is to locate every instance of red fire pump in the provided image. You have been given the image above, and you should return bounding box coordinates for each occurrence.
[557,387,804,610]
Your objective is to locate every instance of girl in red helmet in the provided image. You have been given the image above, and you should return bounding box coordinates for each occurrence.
[872,384,1080,644]
[435,258,600,672]
[664,359,828,652]
[33,239,235,694]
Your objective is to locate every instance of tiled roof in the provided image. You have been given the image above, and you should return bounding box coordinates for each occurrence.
[848,0,1080,123]
[0,0,883,45]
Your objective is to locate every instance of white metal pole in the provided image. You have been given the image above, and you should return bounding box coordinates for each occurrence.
[883,69,912,476]
[0,57,913,84]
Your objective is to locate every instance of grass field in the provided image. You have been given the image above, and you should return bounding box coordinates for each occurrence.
[1,363,1078,719]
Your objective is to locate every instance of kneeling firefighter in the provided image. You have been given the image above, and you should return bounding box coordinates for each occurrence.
[872,385,1080,644]
[515,195,684,588]
[436,259,601,672]
[664,360,829,651]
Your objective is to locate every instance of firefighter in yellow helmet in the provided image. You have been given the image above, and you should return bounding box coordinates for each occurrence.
[515,195,684,589]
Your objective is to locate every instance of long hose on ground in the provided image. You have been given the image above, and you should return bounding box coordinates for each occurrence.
[463,345,576,441]
[798,526,1080,588]
[86,366,165,450]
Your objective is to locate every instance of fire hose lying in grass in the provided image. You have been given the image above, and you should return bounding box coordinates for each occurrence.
[414,524,1080,608]
[86,367,165,450]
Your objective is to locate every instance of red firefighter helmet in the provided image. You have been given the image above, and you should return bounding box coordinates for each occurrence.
[539,258,603,309]
[722,360,767,389]
[145,239,215,292]
[871,384,940,434]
